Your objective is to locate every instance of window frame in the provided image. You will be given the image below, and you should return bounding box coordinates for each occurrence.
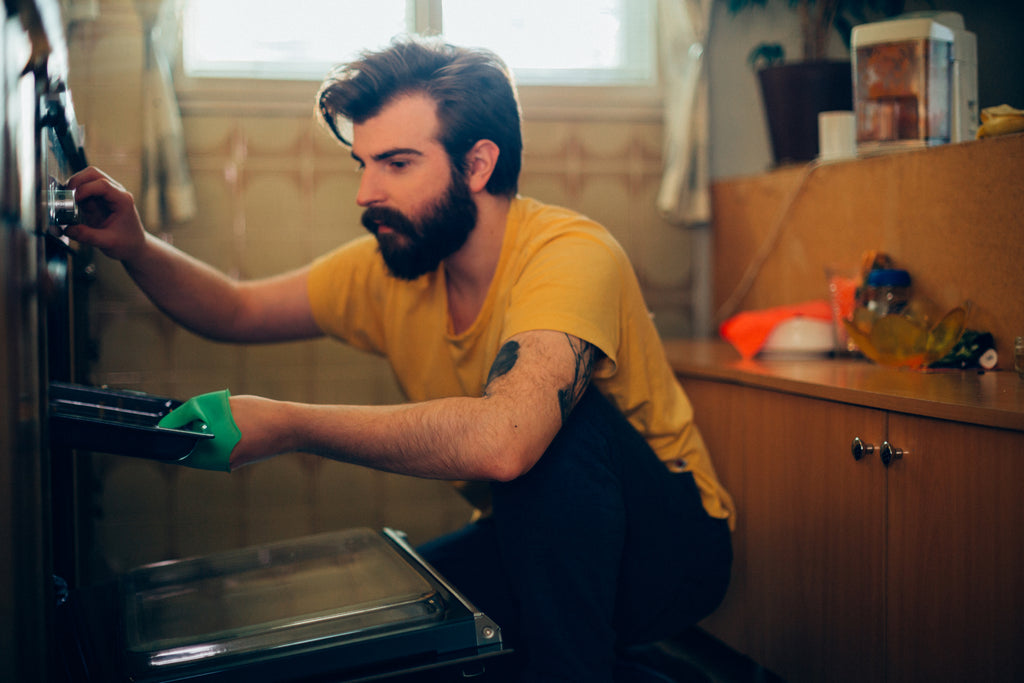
[173,0,663,123]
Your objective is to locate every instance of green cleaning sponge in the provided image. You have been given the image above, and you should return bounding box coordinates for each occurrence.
[158,390,241,472]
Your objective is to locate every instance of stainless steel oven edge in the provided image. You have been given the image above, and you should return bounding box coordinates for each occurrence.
[381,528,503,652]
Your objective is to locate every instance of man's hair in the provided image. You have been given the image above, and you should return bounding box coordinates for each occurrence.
[317,38,523,197]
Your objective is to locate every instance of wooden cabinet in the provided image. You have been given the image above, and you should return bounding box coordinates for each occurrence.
[885,414,1024,683]
[685,377,887,682]
[666,340,1024,683]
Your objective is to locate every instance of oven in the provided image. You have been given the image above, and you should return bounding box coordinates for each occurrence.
[2,1,83,679]
[2,3,506,681]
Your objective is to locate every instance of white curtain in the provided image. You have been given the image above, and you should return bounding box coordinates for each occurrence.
[136,0,195,230]
[656,0,713,227]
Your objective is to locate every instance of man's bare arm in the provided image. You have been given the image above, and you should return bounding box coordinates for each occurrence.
[66,166,321,343]
[228,330,598,480]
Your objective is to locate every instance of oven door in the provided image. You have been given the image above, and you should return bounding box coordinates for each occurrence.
[68,528,507,682]
[49,386,512,682]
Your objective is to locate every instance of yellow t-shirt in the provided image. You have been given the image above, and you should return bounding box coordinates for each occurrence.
[307,196,734,526]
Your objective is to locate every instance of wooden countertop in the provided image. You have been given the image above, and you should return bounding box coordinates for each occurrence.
[664,339,1024,433]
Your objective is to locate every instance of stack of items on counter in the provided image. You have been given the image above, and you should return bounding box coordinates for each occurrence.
[840,252,994,370]
[721,251,997,370]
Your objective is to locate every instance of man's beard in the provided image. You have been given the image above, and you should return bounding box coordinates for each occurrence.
[360,170,478,281]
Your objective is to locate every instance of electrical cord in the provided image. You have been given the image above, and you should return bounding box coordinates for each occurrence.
[713,158,826,326]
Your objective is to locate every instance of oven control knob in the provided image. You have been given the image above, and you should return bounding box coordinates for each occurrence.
[48,179,79,227]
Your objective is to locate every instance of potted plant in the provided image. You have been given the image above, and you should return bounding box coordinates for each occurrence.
[731,0,907,165]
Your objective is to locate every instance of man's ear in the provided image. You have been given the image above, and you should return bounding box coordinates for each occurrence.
[464,139,500,193]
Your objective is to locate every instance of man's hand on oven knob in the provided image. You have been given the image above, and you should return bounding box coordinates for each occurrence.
[158,390,241,472]
[63,166,147,262]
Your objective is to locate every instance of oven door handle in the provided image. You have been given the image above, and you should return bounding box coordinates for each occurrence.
[41,85,88,172]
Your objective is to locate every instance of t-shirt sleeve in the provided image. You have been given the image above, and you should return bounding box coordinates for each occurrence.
[501,232,623,370]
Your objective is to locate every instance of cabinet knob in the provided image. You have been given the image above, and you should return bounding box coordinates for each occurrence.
[851,437,876,461]
[880,441,906,467]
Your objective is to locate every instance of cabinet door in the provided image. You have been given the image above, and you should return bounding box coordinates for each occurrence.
[886,414,1024,683]
[685,378,888,682]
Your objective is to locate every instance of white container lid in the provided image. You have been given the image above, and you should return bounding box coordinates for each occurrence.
[852,11,964,48]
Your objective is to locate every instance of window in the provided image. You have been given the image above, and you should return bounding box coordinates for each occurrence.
[182,0,409,82]
[182,0,656,87]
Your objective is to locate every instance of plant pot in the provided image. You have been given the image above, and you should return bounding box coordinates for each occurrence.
[757,60,853,165]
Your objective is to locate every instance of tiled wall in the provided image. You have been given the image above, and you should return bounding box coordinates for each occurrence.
[66,1,697,580]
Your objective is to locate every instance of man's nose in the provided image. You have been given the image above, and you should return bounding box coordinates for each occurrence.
[355,169,385,207]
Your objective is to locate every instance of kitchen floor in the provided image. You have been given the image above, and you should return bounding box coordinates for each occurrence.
[618,628,783,683]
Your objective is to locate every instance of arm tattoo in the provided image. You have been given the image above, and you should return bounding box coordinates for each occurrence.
[483,336,594,424]
[485,340,520,390]
[557,335,595,423]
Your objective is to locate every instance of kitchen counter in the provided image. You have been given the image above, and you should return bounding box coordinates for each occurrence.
[678,130,1024,683]
[664,338,1024,682]
[664,338,1024,432]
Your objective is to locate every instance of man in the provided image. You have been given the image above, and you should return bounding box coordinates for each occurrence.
[67,38,733,682]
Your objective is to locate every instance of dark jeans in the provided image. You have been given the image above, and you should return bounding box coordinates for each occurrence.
[418,388,732,682]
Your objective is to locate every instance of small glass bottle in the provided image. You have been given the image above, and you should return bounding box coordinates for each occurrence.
[860,268,912,318]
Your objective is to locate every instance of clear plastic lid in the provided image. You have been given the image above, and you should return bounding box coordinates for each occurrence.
[121,528,444,670]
